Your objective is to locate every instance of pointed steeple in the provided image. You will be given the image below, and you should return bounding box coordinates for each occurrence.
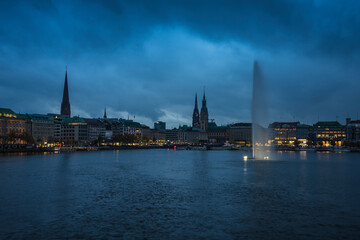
[104,107,107,119]
[194,93,198,110]
[201,87,207,113]
[192,92,200,127]
[60,66,71,117]
[200,87,208,130]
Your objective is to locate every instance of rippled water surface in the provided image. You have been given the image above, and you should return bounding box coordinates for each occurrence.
[0,150,360,239]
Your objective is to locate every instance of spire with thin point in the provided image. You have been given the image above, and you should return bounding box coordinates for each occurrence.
[60,66,71,117]
[192,92,200,127]
[200,87,208,130]
[104,107,107,119]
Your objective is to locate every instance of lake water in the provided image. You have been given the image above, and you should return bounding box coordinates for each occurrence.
[0,150,359,239]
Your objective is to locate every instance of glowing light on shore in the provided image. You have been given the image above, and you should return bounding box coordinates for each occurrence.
[243,155,248,161]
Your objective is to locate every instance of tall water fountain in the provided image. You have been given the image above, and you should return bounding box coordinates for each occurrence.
[251,61,269,159]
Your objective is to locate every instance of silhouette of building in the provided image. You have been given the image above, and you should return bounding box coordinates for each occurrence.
[60,67,71,117]
[346,118,360,142]
[154,121,166,131]
[200,90,208,130]
[104,107,107,119]
[192,93,200,127]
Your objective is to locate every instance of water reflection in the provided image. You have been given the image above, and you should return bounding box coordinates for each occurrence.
[0,151,359,239]
[300,151,307,160]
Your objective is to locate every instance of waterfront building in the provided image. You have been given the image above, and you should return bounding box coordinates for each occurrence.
[142,126,166,144]
[154,121,166,131]
[84,118,106,142]
[48,115,67,140]
[192,93,200,127]
[182,126,207,144]
[119,119,143,137]
[102,118,143,138]
[207,121,228,144]
[312,121,346,146]
[346,119,360,143]
[296,124,311,146]
[227,123,252,146]
[165,128,184,144]
[200,90,209,131]
[47,114,66,141]
[28,114,55,142]
[61,117,88,143]
[268,122,299,146]
[60,68,71,117]
[0,108,30,144]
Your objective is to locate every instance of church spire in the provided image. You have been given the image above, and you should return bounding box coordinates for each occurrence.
[60,66,71,117]
[192,92,200,127]
[203,86,206,100]
[195,93,198,109]
[200,87,208,130]
[104,107,107,119]
[201,87,207,112]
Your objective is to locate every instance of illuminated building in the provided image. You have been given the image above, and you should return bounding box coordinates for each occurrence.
[296,124,311,146]
[47,114,66,141]
[312,121,346,146]
[28,114,55,142]
[165,128,184,144]
[84,118,106,141]
[183,126,207,144]
[269,122,299,146]
[102,118,143,138]
[227,123,252,146]
[61,117,88,142]
[0,108,30,144]
[142,126,166,144]
[207,121,228,144]
[60,68,71,117]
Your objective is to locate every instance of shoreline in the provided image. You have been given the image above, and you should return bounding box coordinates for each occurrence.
[1,144,360,156]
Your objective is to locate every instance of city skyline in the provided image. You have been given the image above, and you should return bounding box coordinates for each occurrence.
[1,1,360,128]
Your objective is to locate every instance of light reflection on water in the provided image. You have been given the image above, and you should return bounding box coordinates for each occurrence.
[0,150,359,239]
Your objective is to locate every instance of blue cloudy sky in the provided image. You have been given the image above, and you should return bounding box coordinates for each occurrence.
[1,0,360,128]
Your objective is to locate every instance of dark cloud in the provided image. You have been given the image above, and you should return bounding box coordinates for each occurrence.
[1,0,360,127]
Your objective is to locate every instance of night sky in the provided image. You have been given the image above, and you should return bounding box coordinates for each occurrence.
[1,0,360,128]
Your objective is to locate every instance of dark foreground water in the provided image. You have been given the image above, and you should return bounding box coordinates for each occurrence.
[0,150,359,239]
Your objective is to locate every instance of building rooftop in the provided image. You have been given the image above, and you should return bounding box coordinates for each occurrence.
[269,121,299,128]
[84,118,104,126]
[28,114,52,121]
[230,122,252,128]
[0,108,17,118]
[313,121,343,127]
[297,124,311,129]
[63,117,86,124]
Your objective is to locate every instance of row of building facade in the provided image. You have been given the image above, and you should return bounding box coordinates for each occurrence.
[2,68,360,146]
[2,104,360,146]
